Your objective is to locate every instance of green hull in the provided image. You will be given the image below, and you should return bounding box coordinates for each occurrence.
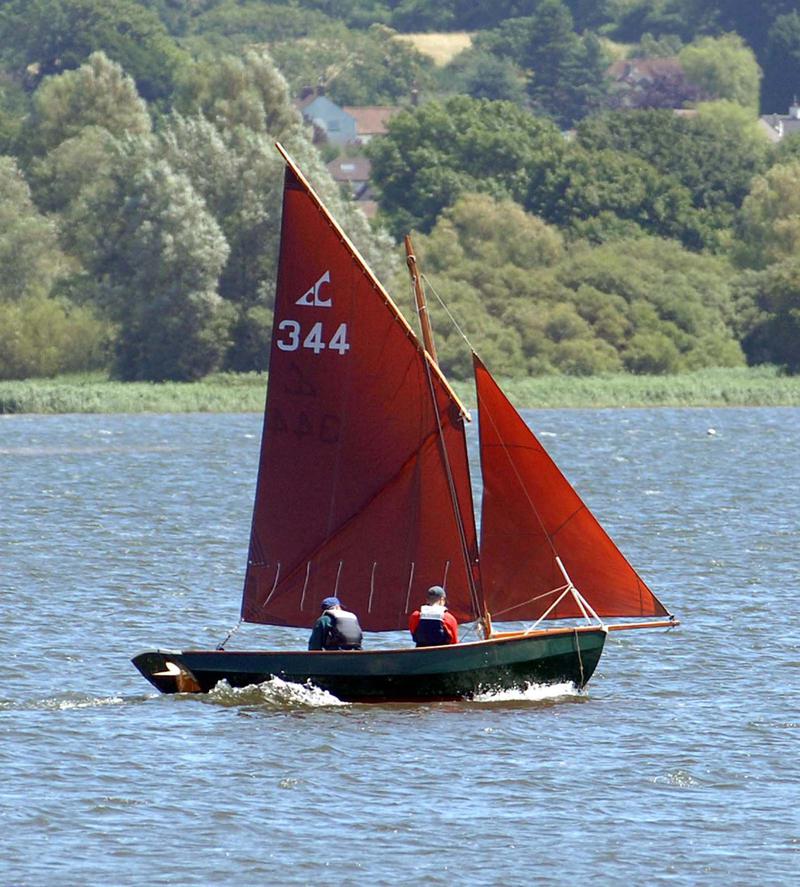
[132,628,607,702]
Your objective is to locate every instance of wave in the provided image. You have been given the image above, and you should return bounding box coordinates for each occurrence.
[471,681,584,704]
[205,677,349,709]
[0,693,126,712]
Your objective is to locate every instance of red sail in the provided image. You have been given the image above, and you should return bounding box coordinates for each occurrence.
[240,155,480,631]
[475,355,668,621]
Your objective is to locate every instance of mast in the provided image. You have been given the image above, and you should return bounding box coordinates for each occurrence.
[404,234,484,628]
[404,235,438,363]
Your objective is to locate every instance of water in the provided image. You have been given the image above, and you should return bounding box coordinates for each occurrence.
[1,408,798,885]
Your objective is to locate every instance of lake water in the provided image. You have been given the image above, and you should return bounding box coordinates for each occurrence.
[1,407,798,885]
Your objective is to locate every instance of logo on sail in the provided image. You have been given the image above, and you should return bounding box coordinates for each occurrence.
[296,270,331,307]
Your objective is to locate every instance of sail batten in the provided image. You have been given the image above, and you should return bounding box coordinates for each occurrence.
[475,354,668,621]
[240,150,480,632]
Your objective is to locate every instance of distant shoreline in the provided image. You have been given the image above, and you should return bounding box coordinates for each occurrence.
[1,367,799,414]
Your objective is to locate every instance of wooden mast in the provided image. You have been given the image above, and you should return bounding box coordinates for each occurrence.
[404,235,438,363]
[404,233,490,636]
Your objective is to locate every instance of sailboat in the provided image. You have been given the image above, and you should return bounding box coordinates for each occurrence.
[133,145,677,702]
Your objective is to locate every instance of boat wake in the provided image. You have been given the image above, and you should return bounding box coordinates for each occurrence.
[471,681,584,704]
[0,693,126,712]
[206,677,348,709]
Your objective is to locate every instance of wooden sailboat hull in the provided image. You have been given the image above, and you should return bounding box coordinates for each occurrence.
[132,627,606,702]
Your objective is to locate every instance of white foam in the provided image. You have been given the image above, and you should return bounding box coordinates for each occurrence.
[207,676,348,708]
[471,681,583,703]
[20,695,126,711]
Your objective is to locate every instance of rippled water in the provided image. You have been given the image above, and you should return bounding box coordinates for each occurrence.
[1,408,798,885]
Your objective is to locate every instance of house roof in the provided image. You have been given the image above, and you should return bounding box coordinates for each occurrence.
[342,106,400,136]
[608,57,683,83]
[759,113,800,142]
[327,156,372,183]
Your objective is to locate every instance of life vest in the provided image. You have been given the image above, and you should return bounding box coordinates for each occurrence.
[324,609,363,650]
[413,604,450,647]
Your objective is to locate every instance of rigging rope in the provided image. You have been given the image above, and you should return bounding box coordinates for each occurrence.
[216,617,243,650]
[421,272,476,353]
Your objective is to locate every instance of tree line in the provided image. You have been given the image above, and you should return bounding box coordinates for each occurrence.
[0,0,798,380]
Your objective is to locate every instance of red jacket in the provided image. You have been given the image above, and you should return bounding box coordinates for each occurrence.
[409,607,458,645]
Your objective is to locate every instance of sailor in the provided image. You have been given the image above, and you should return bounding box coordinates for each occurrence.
[308,597,363,651]
[409,586,459,647]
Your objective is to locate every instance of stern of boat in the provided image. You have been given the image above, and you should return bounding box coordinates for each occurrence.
[132,651,202,694]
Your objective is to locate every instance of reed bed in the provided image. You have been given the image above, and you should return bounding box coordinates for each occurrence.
[1,367,798,415]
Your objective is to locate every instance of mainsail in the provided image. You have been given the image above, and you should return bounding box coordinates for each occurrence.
[474,354,669,622]
[241,152,481,631]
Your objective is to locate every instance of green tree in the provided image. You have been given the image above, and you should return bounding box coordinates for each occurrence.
[554,236,743,372]
[0,156,67,301]
[0,154,111,379]
[439,49,528,104]
[0,295,110,379]
[0,0,187,102]
[367,96,564,238]
[23,52,151,158]
[533,145,696,245]
[734,161,800,270]
[0,77,29,155]
[678,33,762,112]
[335,25,428,105]
[575,107,769,248]
[27,125,119,214]
[476,1,610,126]
[735,260,800,373]
[168,47,397,372]
[395,192,742,377]
[65,138,232,381]
[176,47,302,140]
[762,12,800,114]
[186,0,333,51]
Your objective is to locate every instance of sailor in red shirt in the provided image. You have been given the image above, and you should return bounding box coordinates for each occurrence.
[409,586,459,647]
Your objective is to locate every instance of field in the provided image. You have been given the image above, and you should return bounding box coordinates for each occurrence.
[1,367,799,415]
[395,31,473,66]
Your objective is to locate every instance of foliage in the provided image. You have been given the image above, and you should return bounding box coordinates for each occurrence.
[0,149,111,380]
[733,161,800,270]
[272,23,433,106]
[761,13,800,114]
[678,33,762,112]
[734,260,800,373]
[0,0,795,383]
[22,52,151,159]
[437,48,528,104]
[27,125,120,214]
[400,193,743,378]
[0,156,68,301]
[176,47,303,140]
[532,145,697,245]
[475,2,611,127]
[62,137,233,381]
[0,296,110,380]
[367,95,564,238]
[6,366,800,414]
[0,76,29,154]
[552,237,744,373]
[574,107,769,249]
[188,1,333,50]
[0,0,187,102]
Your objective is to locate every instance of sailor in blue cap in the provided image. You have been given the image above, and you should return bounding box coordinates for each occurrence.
[308,596,363,651]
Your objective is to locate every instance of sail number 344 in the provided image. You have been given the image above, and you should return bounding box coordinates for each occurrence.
[276,320,350,355]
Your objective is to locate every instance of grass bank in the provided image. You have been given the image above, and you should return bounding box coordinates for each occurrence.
[1,367,799,415]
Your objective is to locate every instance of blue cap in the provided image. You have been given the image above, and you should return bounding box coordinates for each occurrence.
[321,596,340,610]
[426,585,446,600]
